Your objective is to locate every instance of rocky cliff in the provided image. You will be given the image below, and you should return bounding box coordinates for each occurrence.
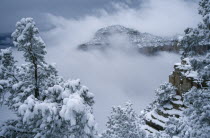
[169,58,209,95]
[78,25,180,55]
[142,57,208,134]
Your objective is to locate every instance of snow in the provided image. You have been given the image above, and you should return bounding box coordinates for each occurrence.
[159,107,183,116]
[185,71,198,79]
[173,136,180,138]
[48,85,63,94]
[163,104,173,110]
[175,57,200,80]
[174,63,181,66]
[173,95,181,100]
[64,79,80,92]
[141,124,158,134]
[12,82,23,90]
[145,110,166,127]
[171,100,183,105]
[87,112,95,127]
[177,35,184,41]
[151,110,169,123]
[0,48,12,54]
[80,25,176,49]
[60,93,85,122]
[175,64,191,71]
[0,80,8,86]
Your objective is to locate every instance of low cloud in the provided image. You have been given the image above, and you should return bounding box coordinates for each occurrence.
[37,0,199,131]
[43,0,200,40]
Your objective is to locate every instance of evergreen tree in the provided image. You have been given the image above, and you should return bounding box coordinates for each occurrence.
[0,18,98,138]
[0,48,17,104]
[160,0,210,134]
[155,83,176,107]
[12,17,47,98]
[164,87,210,138]
[181,0,210,57]
[102,102,146,138]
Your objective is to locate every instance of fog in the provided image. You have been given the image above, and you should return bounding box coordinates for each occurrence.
[0,0,200,132]
[45,47,179,131]
[38,0,199,131]
[43,0,200,38]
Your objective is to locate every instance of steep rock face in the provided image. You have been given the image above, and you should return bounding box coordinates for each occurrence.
[138,44,179,55]
[143,95,184,134]
[78,25,179,54]
[143,59,197,134]
[143,57,209,135]
[169,58,206,95]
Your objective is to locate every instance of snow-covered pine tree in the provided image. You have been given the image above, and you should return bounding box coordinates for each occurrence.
[155,83,176,107]
[140,83,177,116]
[140,82,183,134]
[181,0,210,57]
[164,87,210,138]
[158,1,210,137]
[156,54,210,138]
[0,18,98,138]
[12,17,47,98]
[0,48,17,104]
[101,102,146,138]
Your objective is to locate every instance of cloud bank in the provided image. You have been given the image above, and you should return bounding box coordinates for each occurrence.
[43,0,200,39]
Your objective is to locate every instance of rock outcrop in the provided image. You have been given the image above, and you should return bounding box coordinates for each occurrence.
[169,58,208,95]
[78,25,180,54]
[142,95,184,134]
[138,43,179,55]
[142,58,206,134]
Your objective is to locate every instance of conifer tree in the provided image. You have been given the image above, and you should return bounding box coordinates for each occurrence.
[12,18,47,98]
[164,87,210,138]
[181,0,210,57]
[0,18,98,138]
[102,102,146,138]
[159,1,210,137]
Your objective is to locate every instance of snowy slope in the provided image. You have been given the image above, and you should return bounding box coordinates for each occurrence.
[79,25,177,50]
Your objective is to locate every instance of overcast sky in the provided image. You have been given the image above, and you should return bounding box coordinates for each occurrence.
[0,0,200,34]
[0,0,143,33]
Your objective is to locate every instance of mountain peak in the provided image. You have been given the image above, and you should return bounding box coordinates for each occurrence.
[78,25,177,52]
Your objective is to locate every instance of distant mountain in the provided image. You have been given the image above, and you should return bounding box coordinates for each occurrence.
[78,25,180,54]
[0,33,13,49]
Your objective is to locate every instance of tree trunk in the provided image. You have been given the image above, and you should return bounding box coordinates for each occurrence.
[34,61,39,98]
